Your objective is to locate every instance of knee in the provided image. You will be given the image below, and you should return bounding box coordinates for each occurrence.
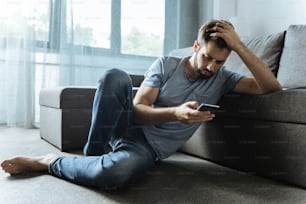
[96,68,133,100]
[94,163,133,190]
[98,68,132,88]
[94,156,152,190]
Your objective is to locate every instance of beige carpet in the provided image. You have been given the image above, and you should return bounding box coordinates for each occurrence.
[1,126,306,204]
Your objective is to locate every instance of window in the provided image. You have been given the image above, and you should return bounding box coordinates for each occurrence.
[0,0,50,41]
[66,0,112,49]
[121,0,165,56]
[62,0,165,57]
[1,0,203,68]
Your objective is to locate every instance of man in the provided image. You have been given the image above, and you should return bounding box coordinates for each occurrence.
[1,20,281,189]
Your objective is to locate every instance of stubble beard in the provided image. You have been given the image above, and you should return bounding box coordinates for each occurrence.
[193,52,213,79]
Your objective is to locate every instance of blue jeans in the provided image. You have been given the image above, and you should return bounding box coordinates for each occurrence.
[49,68,157,190]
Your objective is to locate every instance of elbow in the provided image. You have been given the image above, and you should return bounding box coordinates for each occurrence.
[269,81,282,93]
[132,104,142,124]
[262,83,282,94]
[275,85,283,92]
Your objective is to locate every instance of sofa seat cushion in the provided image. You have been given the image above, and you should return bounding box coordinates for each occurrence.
[39,86,96,109]
[277,25,306,88]
[217,89,306,124]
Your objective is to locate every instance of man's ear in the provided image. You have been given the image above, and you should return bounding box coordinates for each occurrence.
[193,40,200,52]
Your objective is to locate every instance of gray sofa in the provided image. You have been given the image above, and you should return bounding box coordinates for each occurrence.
[39,24,306,188]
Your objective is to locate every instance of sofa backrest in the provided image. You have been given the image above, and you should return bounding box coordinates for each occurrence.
[130,74,144,87]
[224,32,285,77]
[277,25,306,89]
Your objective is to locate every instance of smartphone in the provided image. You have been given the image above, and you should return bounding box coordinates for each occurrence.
[197,103,220,112]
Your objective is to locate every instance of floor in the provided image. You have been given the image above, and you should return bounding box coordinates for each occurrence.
[1,126,306,204]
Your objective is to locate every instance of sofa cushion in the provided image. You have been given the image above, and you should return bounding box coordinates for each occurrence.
[224,32,285,77]
[216,89,306,124]
[277,25,306,88]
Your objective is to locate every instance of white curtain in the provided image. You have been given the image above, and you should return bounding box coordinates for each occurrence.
[0,0,38,128]
[0,0,105,128]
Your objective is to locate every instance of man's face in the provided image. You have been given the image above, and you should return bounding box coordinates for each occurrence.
[192,41,231,79]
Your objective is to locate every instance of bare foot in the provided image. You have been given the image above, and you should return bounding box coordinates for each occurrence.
[0,154,58,175]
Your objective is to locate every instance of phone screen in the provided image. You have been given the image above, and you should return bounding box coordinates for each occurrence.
[197,103,220,112]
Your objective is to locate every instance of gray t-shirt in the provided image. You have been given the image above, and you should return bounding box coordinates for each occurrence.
[141,56,244,159]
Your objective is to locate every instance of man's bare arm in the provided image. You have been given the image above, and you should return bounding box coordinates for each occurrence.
[232,43,282,94]
[210,22,282,94]
[133,85,215,125]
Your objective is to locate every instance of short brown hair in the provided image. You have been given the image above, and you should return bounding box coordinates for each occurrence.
[197,19,234,49]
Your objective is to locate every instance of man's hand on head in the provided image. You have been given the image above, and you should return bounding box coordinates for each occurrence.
[208,21,243,52]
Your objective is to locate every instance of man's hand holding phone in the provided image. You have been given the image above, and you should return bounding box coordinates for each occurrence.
[174,101,218,124]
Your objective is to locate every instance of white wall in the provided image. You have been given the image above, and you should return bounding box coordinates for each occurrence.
[199,0,214,26]
[212,0,306,37]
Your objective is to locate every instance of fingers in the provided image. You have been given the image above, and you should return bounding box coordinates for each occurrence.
[215,22,225,31]
[216,21,233,30]
[207,21,241,51]
[199,111,215,121]
[209,22,230,35]
[177,101,216,124]
[182,111,215,124]
[185,101,199,109]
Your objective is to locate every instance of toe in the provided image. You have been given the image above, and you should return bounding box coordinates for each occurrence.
[1,160,10,170]
[1,160,17,174]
